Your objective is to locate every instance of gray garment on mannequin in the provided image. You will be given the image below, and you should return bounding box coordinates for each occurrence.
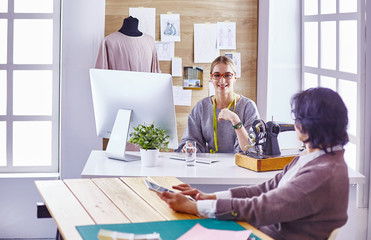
[176,96,260,153]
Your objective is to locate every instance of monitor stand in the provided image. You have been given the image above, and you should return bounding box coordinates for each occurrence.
[105,109,141,161]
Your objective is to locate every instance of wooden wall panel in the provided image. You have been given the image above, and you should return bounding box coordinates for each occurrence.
[105,0,258,143]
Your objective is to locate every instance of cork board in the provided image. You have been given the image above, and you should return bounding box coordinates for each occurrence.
[104,0,258,143]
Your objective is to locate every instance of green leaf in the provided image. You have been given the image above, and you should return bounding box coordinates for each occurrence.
[127,122,170,150]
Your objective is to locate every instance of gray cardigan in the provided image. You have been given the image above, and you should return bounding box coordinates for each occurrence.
[176,96,259,153]
[215,150,349,240]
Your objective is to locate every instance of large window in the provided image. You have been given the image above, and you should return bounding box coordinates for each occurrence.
[302,0,365,170]
[0,0,60,173]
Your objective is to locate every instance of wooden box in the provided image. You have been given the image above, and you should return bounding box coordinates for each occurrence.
[235,153,298,172]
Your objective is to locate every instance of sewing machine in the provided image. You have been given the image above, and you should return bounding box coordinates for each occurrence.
[235,120,300,172]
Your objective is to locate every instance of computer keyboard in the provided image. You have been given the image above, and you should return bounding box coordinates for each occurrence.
[169,155,219,164]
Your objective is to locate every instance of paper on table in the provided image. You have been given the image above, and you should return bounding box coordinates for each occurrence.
[98,229,161,240]
[173,86,192,106]
[172,57,182,76]
[177,223,251,240]
[129,8,156,40]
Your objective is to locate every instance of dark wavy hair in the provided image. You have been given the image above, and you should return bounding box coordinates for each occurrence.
[290,87,349,153]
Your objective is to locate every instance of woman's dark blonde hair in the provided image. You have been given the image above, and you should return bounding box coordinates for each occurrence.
[210,56,237,74]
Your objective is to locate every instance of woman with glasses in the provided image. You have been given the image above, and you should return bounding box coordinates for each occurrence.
[176,56,260,153]
[160,87,349,240]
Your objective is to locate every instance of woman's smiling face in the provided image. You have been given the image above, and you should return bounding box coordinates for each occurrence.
[211,63,236,94]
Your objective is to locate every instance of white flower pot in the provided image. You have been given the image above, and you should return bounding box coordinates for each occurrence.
[140,148,159,167]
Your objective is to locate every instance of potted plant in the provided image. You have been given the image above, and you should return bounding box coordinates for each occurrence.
[128,123,170,166]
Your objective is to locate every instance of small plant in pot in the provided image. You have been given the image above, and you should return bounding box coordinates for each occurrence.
[128,123,169,166]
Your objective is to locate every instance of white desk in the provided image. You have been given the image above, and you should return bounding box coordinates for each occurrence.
[82,150,365,186]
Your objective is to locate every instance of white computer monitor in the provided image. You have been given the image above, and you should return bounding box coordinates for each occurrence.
[90,68,178,161]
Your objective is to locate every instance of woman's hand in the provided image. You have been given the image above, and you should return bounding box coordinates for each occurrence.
[218,108,240,125]
[158,191,199,215]
[172,184,216,200]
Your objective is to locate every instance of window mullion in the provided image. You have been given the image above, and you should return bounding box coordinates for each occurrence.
[6,0,14,168]
[335,1,339,92]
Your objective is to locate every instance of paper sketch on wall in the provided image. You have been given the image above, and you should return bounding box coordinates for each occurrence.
[225,52,241,78]
[172,57,182,77]
[129,8,156,39]
[217,22,236,50]
[173,85,192,106]
[161,14,181,42]
[194,23,220,63]
[155,41,175,61]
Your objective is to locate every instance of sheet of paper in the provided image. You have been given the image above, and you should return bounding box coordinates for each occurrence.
[194,23,220,63]
[155,41,175,61]
[172,57,182,77]
[129,8,156,39]
[217,22,236,50]
[173,86,192,106]
[98,229,161,240]
[177,223,251,240]
[225,52,241,78]
[160,14,181,42]
[209,81,215,96]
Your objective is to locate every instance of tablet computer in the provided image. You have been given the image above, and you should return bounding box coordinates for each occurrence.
[144,179,174,193]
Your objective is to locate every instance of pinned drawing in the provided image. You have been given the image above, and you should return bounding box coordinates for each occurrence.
[161,14,181,42]
[225,52,241,78]
[217,22,236,50]
[164,22,176,35]
[155,41,175,61]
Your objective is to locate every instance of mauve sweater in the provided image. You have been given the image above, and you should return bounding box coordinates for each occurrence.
[176,96,260,153]
[95,32,160,73]
[215,150,349,240]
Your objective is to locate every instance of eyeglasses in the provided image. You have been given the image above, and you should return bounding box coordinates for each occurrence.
[290,110,296,120]
[210,72,234,80]
[291,110,302,121]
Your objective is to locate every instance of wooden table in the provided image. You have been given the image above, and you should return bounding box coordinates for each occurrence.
[35,176,273,240]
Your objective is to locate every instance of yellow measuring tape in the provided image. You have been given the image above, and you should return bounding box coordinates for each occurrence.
[210,94,236,153]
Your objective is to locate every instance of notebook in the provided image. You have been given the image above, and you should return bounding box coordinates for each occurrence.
[169,155,219,164]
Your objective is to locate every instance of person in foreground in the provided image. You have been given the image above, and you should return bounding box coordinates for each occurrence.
[176,56,259,153]
[160,87,350,240]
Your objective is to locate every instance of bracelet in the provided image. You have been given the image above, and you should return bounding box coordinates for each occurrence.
[233,121,243,129]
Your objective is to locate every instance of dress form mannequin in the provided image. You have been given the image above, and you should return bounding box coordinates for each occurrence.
[118,16,143,37]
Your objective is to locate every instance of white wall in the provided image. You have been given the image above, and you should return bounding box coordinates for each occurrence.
[0,177,58,238]
[0,0,104,237]
[60,0,104,179]
[257,0,301,150]
[366,0,371,237]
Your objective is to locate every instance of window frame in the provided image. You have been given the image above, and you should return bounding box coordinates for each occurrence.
[301,0,366,172]
[0,0,60,173]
